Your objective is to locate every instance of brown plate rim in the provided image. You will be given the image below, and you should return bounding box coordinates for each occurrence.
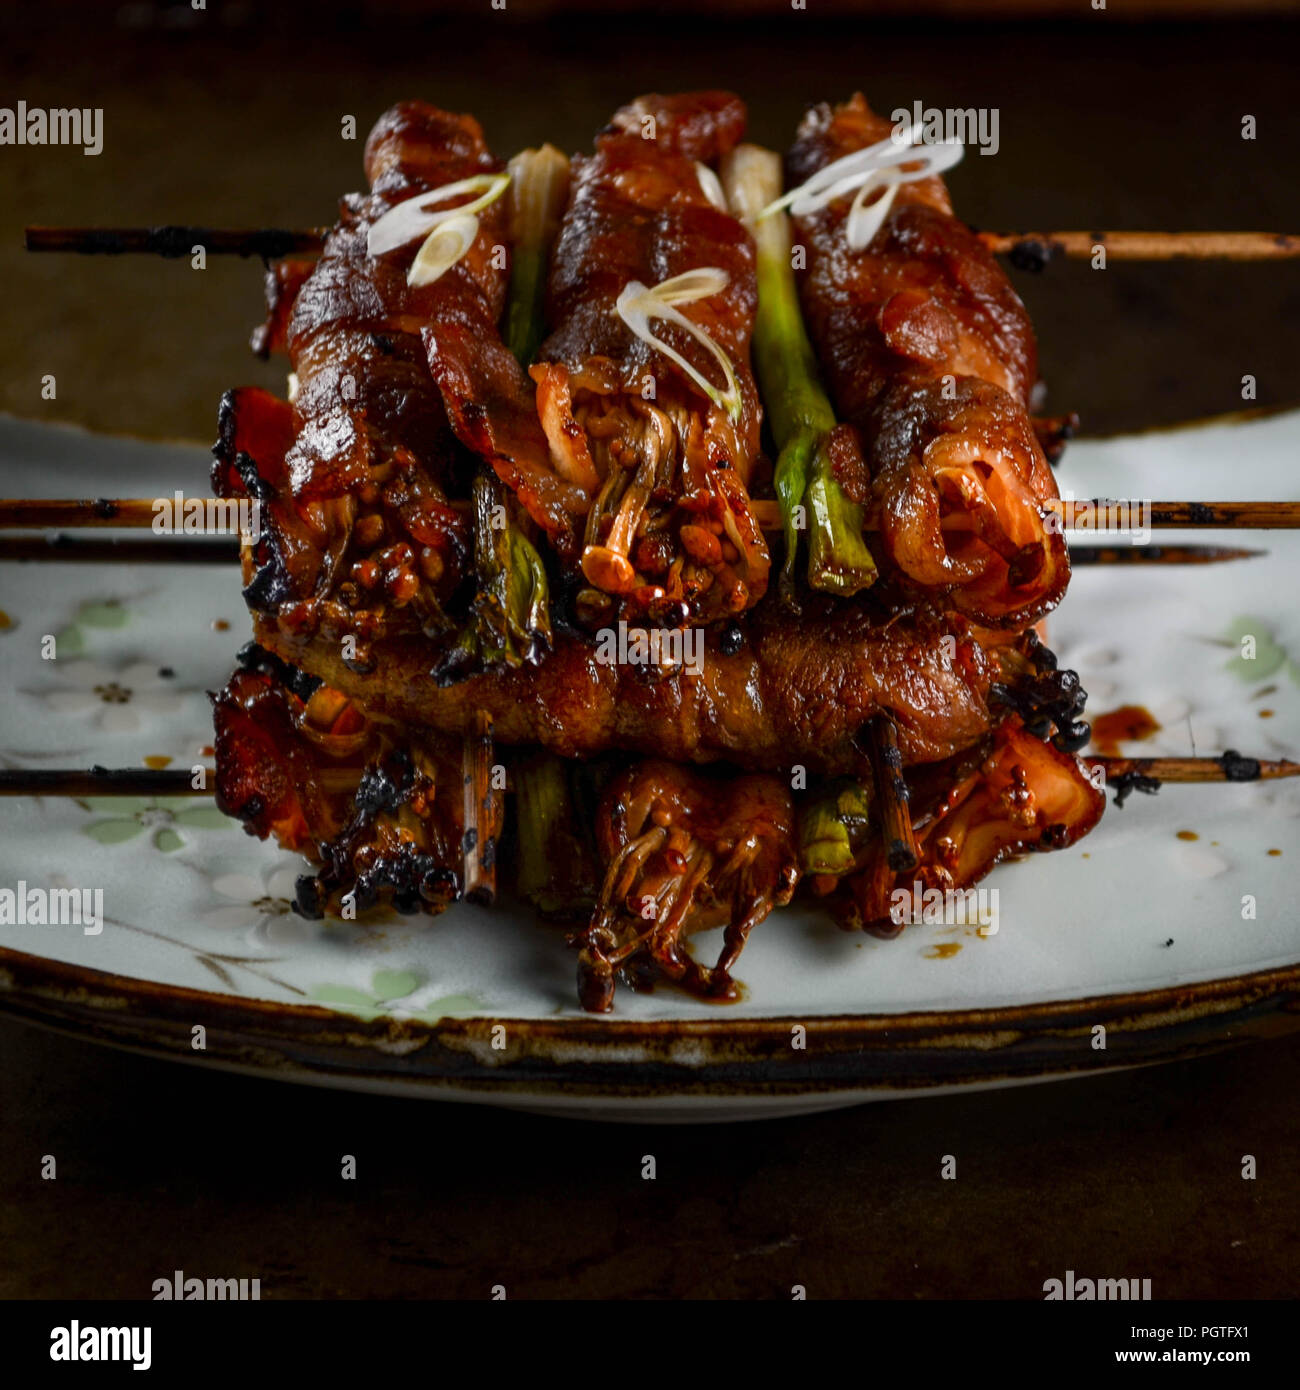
[1,942,1298,1101]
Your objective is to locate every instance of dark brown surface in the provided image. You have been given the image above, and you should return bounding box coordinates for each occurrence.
[3,12,1300,442]
[2,1014,1297,1299]
[2,8,1299,1299]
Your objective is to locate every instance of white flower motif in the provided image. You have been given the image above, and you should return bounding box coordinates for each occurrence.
[202,863,312,946]
[38,659,190,733]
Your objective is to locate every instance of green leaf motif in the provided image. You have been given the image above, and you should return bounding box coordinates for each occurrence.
[1222,616,1287,682]
[54,625,84,657]
[421,993,483,1019]
[83,818,145,845]
[78,600,129,628]
[311,984,374,1007]
[309,983,384,1020]
[370,969,423,1003]
[153,827,184,853]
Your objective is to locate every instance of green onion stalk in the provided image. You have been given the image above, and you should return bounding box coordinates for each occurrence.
[498,148,594,916]
[721,144,877,604]
[798,777,874,878]
[512,751,599,919]
[464,145,572,669]
[470,472,551,666]
[505,144,570,367]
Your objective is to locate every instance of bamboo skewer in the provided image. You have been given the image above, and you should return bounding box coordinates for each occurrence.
[1090,753,1300,784]
[24,225,327,258]
[865,717,920,874]
[0,768,212,797]
[2,755,1295,815]
[6,497,1300,537]
[978,230,1300,267]
[1089,752,1300,808]
[461,710,503,906]
[0,498,247,529]
[0,535,239,563]
[0,531,1263,570]
[1067,543,1263,566]
[1053,499,1300,530]
[26,225,1300,264]
[0,765,377,797]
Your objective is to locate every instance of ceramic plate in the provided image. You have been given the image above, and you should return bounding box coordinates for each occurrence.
[1,410,1298,1122]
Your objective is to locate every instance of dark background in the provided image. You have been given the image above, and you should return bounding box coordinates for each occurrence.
[3,1016,1298,1298]
[2,3,1299,439]
[1,1,1298,1299]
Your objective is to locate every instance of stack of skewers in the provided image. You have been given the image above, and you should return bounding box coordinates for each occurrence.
[4,92,1298,1012]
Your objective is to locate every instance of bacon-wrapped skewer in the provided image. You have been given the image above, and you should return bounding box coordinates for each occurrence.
[571,760,800,1010]
[212,645,464,917]
[785,95,1070,628]
[526,91,771,625]
[203,93,1108,1014]
[831,717,1105,934]
[216,102,526,656]
[252,597,1000,775]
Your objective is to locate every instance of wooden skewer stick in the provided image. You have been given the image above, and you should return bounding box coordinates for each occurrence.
[866,717,920,874]
[0,764,364,797]
[25,225,1299,264]
[24,225,327,258]
[461,710,503,906]
[979,230,1300,266]
[6,497,1300,536]
[1067,543,1263,566]
[2,752,1295,806]
[0,529,1263,571]
[0,498,241,529]
[1089,753,1300,784]
[1052,499,1300,530]
[0,530,1263,569]
[0,535,240,563]
[0,767,212,797]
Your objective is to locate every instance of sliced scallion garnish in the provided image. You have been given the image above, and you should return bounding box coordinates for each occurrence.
[366,169,512,286]
[614,267,742,422]
[407,212,482,288]
[758,123,963,250]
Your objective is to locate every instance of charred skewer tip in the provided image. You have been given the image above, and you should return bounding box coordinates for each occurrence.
[24,225,327,258]
[461,710,502,906]
[866,717,920,874]
[25,226,1300,265]
[1091,751,1300,806]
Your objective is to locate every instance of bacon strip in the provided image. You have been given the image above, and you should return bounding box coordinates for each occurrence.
[212,646,464,917]
[572,760,799,1011]
[835,718,1104,932]
[250,258,317,359]
[252,598,999,774]
[424,321,587,557]
[214,103,521,639]
[788,95,1069,628]
[531,91,771,624]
